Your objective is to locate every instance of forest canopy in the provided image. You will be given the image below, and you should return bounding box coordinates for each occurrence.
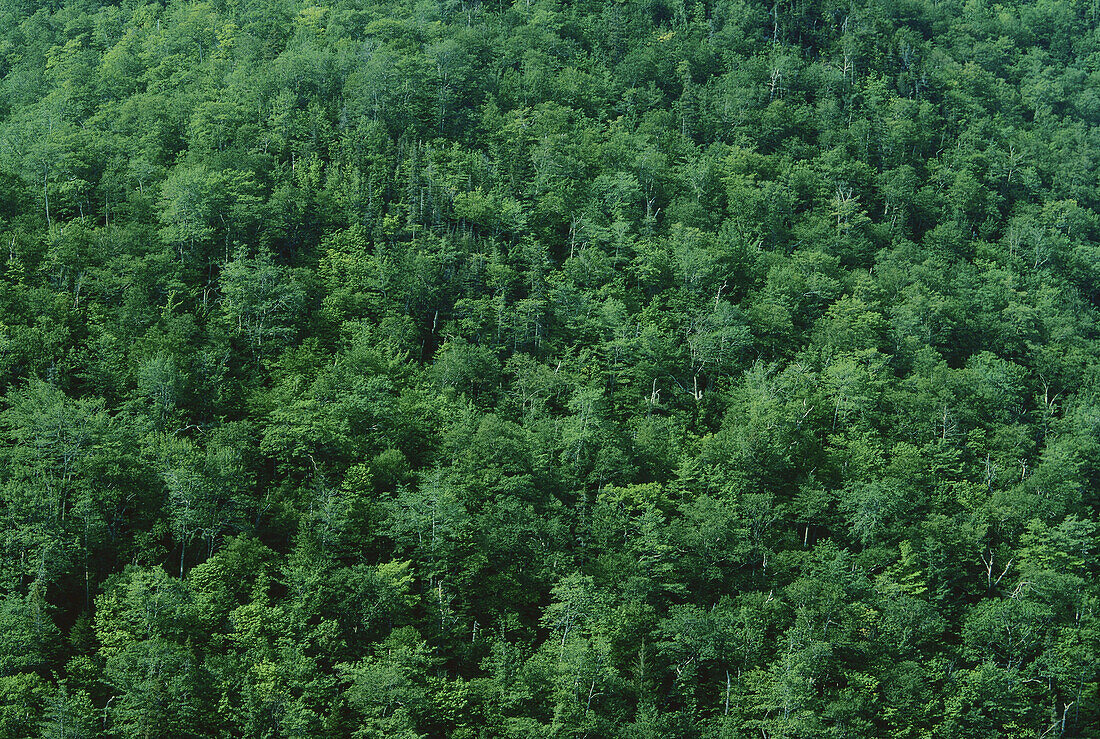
[0,0,1098,735]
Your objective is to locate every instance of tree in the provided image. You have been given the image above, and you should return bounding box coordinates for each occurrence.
[219,248,306,356]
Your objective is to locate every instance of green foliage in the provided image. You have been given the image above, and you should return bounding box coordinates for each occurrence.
[0,0,1097,735]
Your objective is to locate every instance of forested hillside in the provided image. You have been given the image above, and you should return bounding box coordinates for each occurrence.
[0,0,1099,735]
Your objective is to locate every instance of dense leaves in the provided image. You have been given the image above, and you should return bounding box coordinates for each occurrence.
[0,0,1098,735]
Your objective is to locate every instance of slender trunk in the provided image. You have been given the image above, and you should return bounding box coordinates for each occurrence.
[1061,701,1075,735]
[84,519,90,610]
[43,166,51,228]
[725,670,731,715]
